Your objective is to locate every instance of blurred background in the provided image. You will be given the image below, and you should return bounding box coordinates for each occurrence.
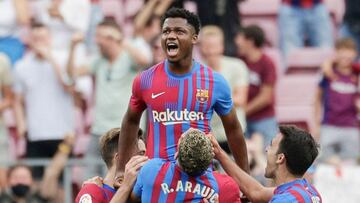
[0,0,359,202]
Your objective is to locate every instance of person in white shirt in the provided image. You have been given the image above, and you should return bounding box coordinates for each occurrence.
[14,22,75,180]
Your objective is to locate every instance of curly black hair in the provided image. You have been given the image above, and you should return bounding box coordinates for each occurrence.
[160,7,201,34]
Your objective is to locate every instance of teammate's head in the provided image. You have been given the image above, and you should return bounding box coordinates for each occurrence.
[199,25,224,59]
[96,17,123,59]
[100,128,146,169]
[334,38,358,68]
[235,25,265,56]
[160,8,201,63]
[7,164,33,198]
[265,125,319,179]
[177,128,214,176]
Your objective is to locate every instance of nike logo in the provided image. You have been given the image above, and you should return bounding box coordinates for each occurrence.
[151,92,165,99]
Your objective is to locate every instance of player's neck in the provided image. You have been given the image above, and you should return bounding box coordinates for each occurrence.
[103,166,116,188]
[274,169,302,186]
[168,56,193,75]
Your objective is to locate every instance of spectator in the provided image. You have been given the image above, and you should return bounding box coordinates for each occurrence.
[278,0,333,58]
[67,18,148,177]
[32,0,92,105]
[13,22,75,180]
[340,0,360,56]
[32,0,90,51]
[0,0,29,65]
[199,25,249,151]
[85,0,104,54]
[75,128,147,203]
[315,38,360,162]
[190,0,242,56]
[132,0,174,67]
[0,53,14,191]
[0,134,75,203]
[235,25,278,148]
[150,34,166,65]
[129,128,241,203]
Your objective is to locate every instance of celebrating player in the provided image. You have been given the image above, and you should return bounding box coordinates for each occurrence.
[75,128,147,203]
[127,128,241,203]
[210,125,321,203]
[117,7,249,179]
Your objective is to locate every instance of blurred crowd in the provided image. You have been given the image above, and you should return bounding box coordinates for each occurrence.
[0,0,359,202]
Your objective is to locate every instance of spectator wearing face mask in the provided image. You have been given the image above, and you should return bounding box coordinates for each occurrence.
[0,134,74,203]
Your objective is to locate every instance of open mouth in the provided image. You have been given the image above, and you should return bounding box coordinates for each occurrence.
[166,42,179,57]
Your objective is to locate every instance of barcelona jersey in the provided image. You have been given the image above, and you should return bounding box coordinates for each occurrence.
[270,179,322,203]
[133,158,241,203]
[75,183,115,203]
[130,60,233,161]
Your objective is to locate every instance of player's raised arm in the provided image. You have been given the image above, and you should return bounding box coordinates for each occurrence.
[220,108,250,173]
[208,134,273,203]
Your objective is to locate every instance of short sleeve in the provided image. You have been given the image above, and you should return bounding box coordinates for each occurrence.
[89,58,101,75]
[319,75,329,89]
[129,73,147,112]
[133,158,164,198]
[235,60,249,87]
[75,184,103,203]
[214,73,233,116]
[261,56,276,86]
[132,166,144,198]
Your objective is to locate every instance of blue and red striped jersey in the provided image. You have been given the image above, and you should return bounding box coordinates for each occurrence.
[270,179,322,203]
[75,183,116,203]
[282,0,323,8]
[130,60,233,161]
[133,158,241,203]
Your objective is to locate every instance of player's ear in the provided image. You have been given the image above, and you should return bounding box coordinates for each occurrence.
[192,34,198,44]
[114,152,119,162]
[276,153,285,164]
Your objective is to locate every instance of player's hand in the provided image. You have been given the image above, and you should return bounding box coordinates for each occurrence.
[121,155,148,189]
[203,196,219,203]
[206,133,222,159]
[82,176,103,187]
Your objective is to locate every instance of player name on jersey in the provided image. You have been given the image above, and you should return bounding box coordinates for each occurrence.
[161,180,218,203]
[152,108,204,125]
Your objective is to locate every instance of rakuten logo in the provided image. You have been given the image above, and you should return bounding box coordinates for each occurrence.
[152,108,204,125]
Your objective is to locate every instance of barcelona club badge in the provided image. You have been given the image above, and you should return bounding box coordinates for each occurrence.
[196,89,209,103]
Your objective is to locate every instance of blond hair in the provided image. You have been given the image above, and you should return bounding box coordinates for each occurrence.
[335,37,357,51]
[200,25,224,42]
[178,128,214,176]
